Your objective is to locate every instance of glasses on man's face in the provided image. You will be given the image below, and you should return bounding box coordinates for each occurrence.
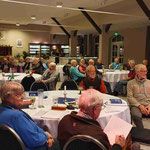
[139,70,147,73]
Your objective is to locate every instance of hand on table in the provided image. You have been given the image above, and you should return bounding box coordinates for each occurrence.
[115,135,125,148]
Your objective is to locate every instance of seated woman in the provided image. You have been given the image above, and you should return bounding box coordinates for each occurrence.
[109,58,121,70]
[78,59,87,74]
[32,58,43,75]
[0,82,55,150]
[9,60,23,73]
[57,89,127,150]
[70,60,85,83]
[37,62,59,90]
[23,57,32,73]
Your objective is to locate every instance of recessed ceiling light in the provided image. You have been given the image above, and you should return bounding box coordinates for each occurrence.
[31,15,36,20]
[16,23,20,26]
[56,2,63,7]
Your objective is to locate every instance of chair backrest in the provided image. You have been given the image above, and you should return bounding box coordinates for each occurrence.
[30,81,48,91]
[0,124,26,150]
[60,79,78,90]
[21,75,35,91]
[63,135,107,150]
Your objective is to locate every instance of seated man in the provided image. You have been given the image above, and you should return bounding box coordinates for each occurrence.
[95,58,104,69]
[114,60,136,96]
[57,89,126,150]
[88,59,112,95]
[70,60,85,83]
[127,64,150,128]
[23,57,32,73]
[109,57,121,70]
[80,65,106,93]
[0,82,55,150]
[37,62,59,90]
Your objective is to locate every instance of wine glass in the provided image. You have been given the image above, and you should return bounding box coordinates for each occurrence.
[29,97,36,109]
[78,86,83,94]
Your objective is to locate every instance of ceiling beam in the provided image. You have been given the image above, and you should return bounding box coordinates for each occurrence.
[136,0,150,19]
[105,24,112,33]
[51,17,70,38]
[79,7,102,34]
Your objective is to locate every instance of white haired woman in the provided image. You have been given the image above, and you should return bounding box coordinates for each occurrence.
[58,89,126,150]
[37,62,59,90]
[0,82,55,150]
[70,60,85,84]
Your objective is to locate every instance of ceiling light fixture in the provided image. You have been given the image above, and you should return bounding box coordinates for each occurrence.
[16,23,20,26]
[56,2,62,8]
[31,15,36,20]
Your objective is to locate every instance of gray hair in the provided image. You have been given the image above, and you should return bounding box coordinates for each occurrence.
[0,82,24,102]
[135,64,146,72]
[78,89,103,113]
[129,60,135,65]
[49,62,56,68]
[86,65,95,73]
[71,60,77,66]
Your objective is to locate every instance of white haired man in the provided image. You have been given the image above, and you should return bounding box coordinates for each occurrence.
[127,64,150,128]
[58,89,126,150]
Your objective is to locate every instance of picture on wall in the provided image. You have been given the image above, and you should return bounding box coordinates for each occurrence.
[16,39,23,47]
[0,31,6,40]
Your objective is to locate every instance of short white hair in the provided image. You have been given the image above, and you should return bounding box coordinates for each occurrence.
[49,62,56,68]
[135,64,146,72]
[129,60,135,65]
[71,60,77,66]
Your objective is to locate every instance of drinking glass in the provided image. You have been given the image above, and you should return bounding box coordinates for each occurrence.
[78,86,83,94]
[38,89,44,108]
[29,96,36,109]
[52,96,58,106]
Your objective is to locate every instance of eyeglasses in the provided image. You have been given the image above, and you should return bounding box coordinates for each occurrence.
[138,71,147,73]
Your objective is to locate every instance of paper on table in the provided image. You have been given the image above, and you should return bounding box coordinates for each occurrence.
[103,115,132,145]
[41,110,68,119]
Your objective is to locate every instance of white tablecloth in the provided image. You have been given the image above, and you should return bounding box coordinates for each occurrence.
[98,69,129,91]
[23,90,131,138]
[0,73,41,87]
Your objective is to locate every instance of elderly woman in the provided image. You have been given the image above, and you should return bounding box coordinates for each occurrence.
[70,60,85,83]
[37,62,59,90]
[109,58,121,70]
[0,82,54,150]
[23,57,32,73]
[58,89,126,150]
[78,59,87,74]
[9,60,23,73]
[32,58,43,75]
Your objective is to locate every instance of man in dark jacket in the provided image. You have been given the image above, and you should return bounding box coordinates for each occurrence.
[57,89,126,150]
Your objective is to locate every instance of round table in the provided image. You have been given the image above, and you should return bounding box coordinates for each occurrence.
[0,73,41,87]
[98,69,129,91]
[23,90,131,138]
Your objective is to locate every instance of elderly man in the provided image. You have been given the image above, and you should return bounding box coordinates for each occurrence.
[114,60,136,96]
[127,64,150,128]
[88,59,112,95]
[0,82,55,150]
[80,65,106,93]
[95,58,104,69]
[37,62,59,90]
[57,89,126,150]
